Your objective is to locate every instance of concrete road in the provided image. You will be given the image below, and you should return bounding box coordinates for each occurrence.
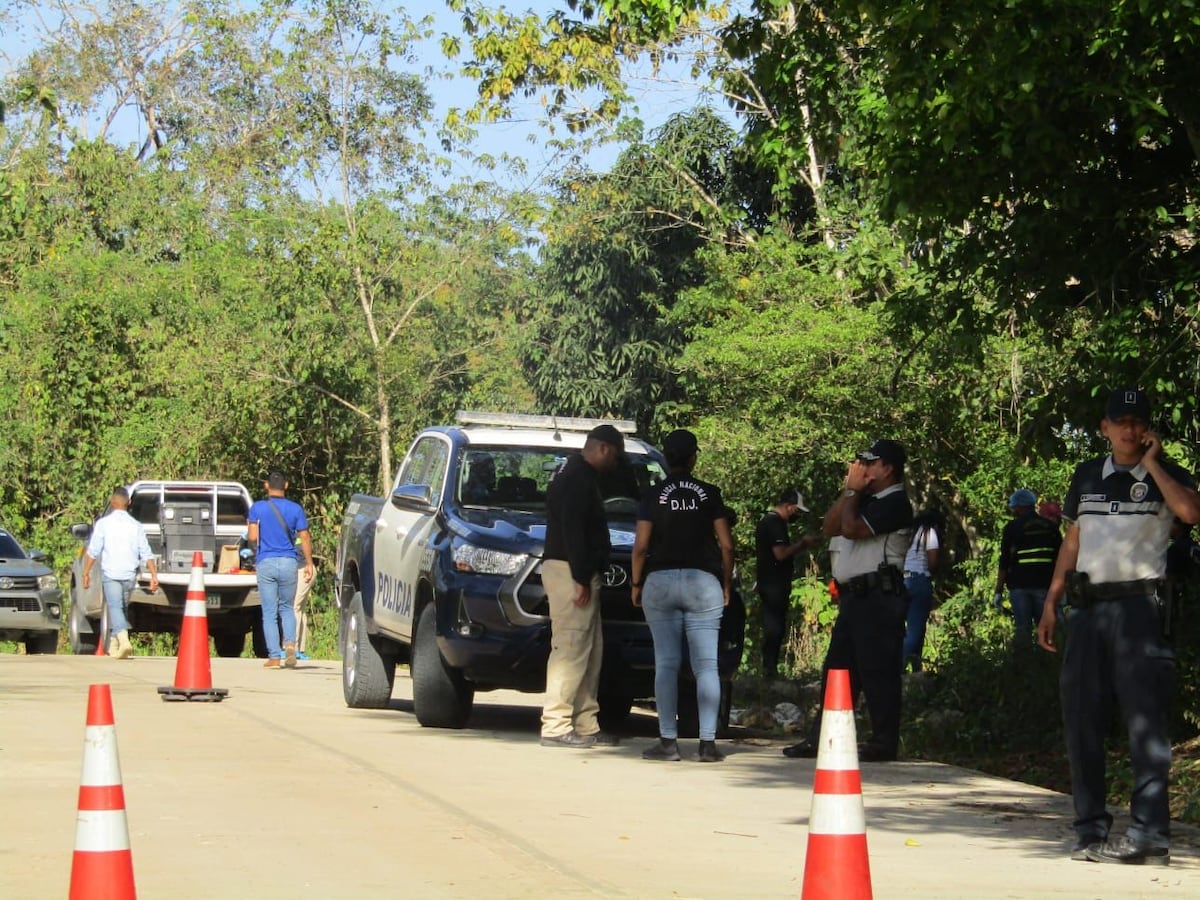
[3,654,1198,899]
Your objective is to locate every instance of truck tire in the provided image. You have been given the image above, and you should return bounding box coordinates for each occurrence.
[251,618,268,658]
[597,690,634,730]
[25,631,59,654]
[675,679,733,739]
[69,600,98,655]
[213,631,246,658]
[342,592,395,708]
[412,603,474,728]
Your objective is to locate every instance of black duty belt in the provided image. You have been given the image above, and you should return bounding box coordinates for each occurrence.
[1075,579,1161,607]
[836,569,900,596]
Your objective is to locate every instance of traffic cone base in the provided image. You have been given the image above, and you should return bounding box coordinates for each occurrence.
[801,668,872,900]
[70,684,137,899]
[158,550,228,702]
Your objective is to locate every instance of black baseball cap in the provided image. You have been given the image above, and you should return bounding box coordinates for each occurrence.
[661,429,699,465]
[857,439,907,471]
[587,423,627,460]
[1105,388,1151,424]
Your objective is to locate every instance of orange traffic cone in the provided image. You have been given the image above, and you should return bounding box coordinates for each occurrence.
[157,551,228,702]
[69,683,136,899]
[94,631,107,657]
[801,668,872,900]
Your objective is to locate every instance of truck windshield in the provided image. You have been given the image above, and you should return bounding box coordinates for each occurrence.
[457,447,666,515]
[0,531,27,559]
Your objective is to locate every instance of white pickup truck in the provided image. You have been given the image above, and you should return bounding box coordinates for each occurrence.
[68,480,263,656]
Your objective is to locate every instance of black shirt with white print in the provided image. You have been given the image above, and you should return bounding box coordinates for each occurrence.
[637,474,726,581]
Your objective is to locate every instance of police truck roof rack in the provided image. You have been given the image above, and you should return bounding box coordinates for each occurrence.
[455,410,638,435]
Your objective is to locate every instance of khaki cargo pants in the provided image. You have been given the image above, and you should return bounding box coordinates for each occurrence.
[540,560,604,738]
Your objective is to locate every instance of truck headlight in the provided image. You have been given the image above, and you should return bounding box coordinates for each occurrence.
[38,574,59,590]
[452,543,528,576]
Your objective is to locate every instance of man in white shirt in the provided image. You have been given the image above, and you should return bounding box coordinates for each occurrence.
[82,487,159,658]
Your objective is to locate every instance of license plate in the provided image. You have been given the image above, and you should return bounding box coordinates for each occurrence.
[206,594,221,609]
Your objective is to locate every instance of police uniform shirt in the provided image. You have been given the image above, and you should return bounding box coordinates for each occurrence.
[1064,455,1197,585]
[755,511,793,590]
[832,484,914,581]
[638,474,725,579]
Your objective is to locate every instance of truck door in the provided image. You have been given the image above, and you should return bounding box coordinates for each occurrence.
[371,434,448,641]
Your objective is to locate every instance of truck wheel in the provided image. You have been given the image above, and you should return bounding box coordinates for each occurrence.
[342,592,395,708]
[251,618,268,658]
[598,691,633,730]
[25,631,59,654]
[69,600,98,655]
[213,632,245,658]
[676,679,733,739]
[412,603,474,728]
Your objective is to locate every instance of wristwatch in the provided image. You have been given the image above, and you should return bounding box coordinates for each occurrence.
[843,489,857,497]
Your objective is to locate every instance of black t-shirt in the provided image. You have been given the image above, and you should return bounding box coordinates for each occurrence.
[755,511,793,590]
[637,474,725,579]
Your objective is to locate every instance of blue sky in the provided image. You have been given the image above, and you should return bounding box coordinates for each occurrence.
[0,1,727,193]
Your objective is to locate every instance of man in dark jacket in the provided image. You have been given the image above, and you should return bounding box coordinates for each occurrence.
[540,424,626,748]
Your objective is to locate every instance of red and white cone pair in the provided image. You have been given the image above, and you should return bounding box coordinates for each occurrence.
[801,668,872,900]
[69,684,136,899]
[158,551,228,702]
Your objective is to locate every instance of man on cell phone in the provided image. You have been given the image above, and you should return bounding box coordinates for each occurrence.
[1038,388,1200,865]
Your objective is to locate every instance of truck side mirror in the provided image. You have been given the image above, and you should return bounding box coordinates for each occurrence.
[69,523,91,543]
[391,483,435,512]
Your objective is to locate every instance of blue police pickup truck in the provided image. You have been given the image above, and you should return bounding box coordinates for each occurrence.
[334,412,670,728]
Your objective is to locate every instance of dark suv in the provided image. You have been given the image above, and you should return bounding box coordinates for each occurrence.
[0,528,63,654]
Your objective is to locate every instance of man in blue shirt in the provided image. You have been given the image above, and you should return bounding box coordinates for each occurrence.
[248,470,314,668]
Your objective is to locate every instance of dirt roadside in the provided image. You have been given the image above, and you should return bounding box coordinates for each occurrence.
[2,654,1198,899]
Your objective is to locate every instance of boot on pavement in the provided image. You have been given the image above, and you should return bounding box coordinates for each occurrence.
[114,630,133,659]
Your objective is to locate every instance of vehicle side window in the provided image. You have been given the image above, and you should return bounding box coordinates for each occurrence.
[398,436,450,494]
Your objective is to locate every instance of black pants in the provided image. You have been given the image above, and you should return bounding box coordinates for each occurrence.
[1061,594,1173,848]
[758,581,791,677]
[809,585,907,753]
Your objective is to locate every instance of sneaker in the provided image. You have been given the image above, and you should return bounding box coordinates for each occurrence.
[283,642,297,668]
[1071,836,1104,861]
[698,740,725,763]
[582,730,620,747]
[642,738,681,761]
[782,738,817,759]
[296,651,310,661]
[263,658,281,669]
[1085,835,1170,866]
[540,730,596,748]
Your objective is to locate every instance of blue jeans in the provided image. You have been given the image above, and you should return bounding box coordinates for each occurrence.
[641,568,724,741]
[902,573,933,671]
[101,578,134,635]
[257,557,298,659]
[1009,587,1047,641]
